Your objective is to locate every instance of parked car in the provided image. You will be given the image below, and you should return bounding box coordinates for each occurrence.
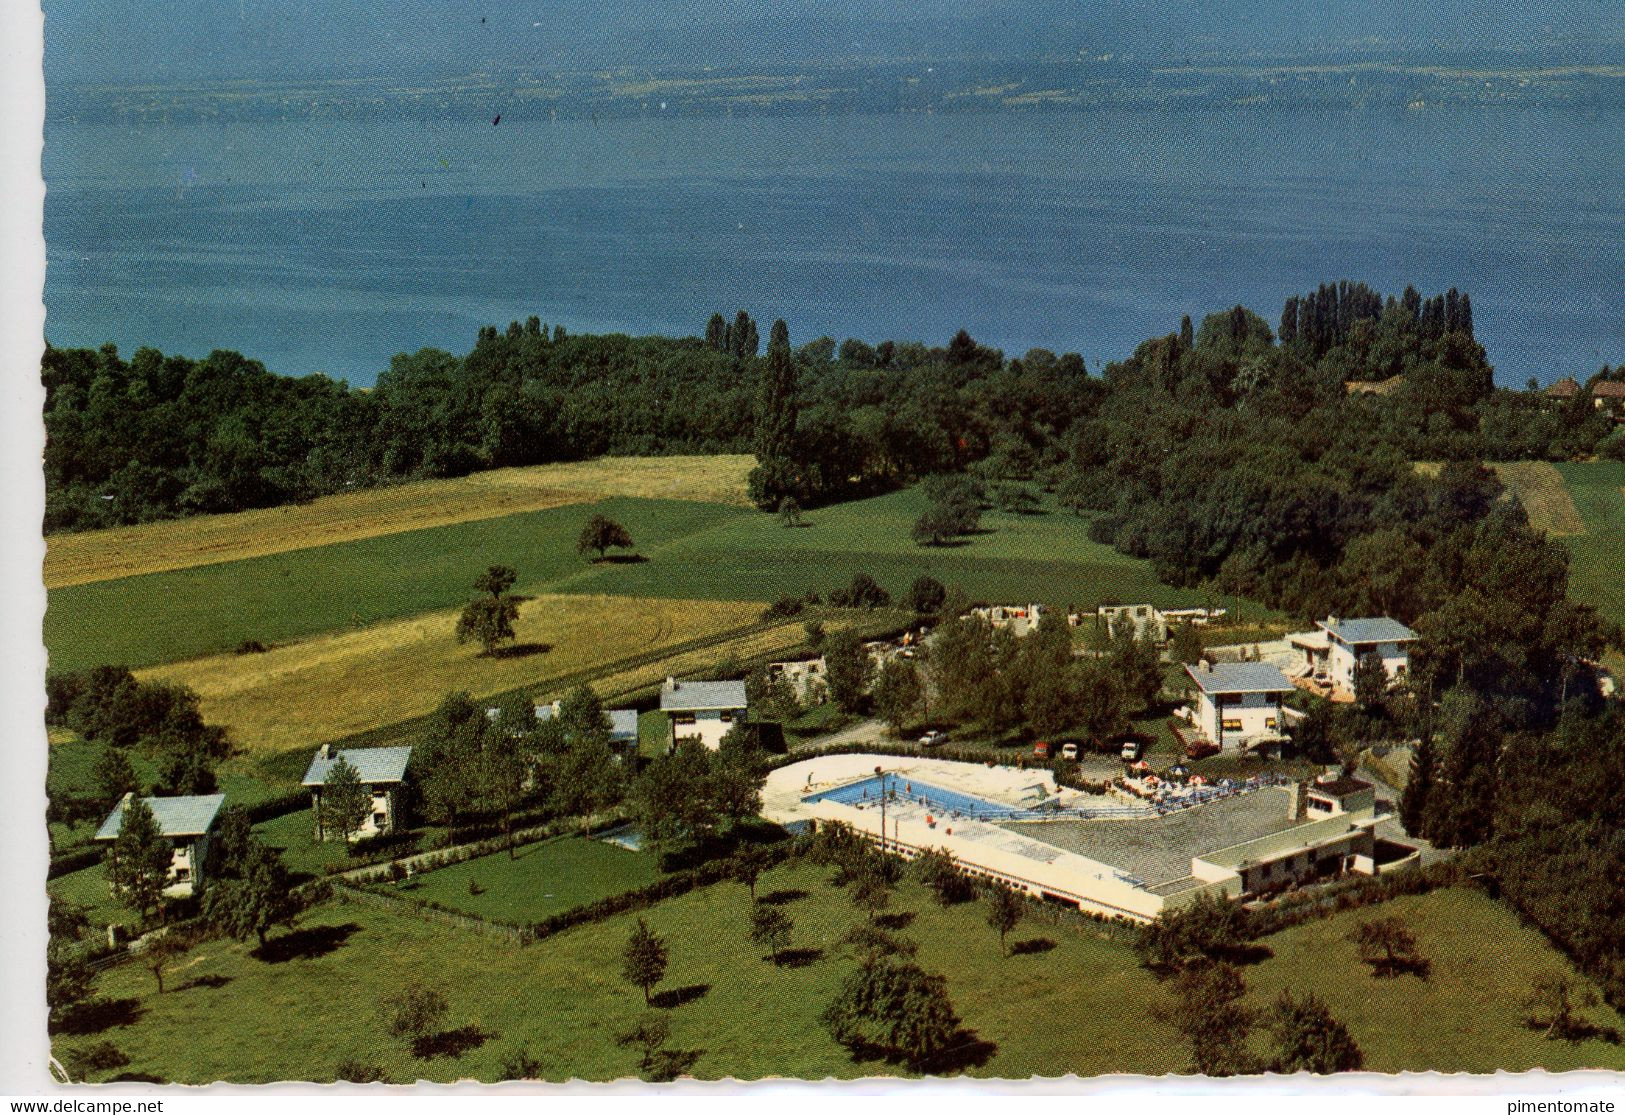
[1119,738,1145,762]
[1033,741,1051,759]
[918,729,945,747]
[1060,743,1079,760]
[1185,739,1221,761]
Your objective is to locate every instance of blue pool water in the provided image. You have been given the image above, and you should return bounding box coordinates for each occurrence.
[804,774,1051,820]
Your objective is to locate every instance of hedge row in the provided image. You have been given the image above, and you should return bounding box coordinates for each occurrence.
[1244,857,1471,938]
[241,789,310,825]
[350,838,799,944]
[49,844,104,880]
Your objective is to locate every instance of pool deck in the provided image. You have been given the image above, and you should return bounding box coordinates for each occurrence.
[763,754,1363,922]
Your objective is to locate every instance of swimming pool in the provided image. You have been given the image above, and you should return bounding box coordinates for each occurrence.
[803,773,1052,820]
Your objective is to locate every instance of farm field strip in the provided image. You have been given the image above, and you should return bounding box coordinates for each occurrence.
[46,497,752,672]
[45,454,756,589]
[1553,460,1625,635]
[135,594,766,756]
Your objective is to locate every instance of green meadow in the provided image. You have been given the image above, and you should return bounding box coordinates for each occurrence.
[53,868,1624,1083]
[1553,460,1625,634]
[387,835,661,924]
[45,497,748,672]
[48,485,1222,673]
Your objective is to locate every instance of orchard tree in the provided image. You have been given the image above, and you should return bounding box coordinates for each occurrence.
[821,960,960,1069]
[908,575,947,616]
[750,903,794,963]
[578,514,635,561]
[986,885,1023,956]
[457,565,521,655]
[622,918,669,1005]
[204,841,299,950]
[139,930,190,995]
[1266,990,1364,1073]
[92,746,137,808]
[385,983,449,1055]
[1348,917,1428,978]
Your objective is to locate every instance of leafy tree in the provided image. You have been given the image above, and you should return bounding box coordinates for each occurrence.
[730,845,769,901]
[803,619,826,653]
[622,918,669,1005]
[385,983,448,1053]
[777,497,804,528]
[872,658,923,736]
[46,939,94,1026]
[578,514,635,560]
[154,744,217,797]
[334,1058,389,1084]
[851,864,893,924]
[1169,623,1203,665]
[841,923,918,962]
[986,885,1023,955]
[750,903,794,963]
[907,575,947,616]
[204,841,299,949]
[548,736,622,834]
[499,1044,544,1081]
[138,930,189,995]
[1135,892,1255,971]
[821,960,960,1069]
[1265,990,1364,1073]
[824,629,873,715]
[1352,651,1390,710]
[1522,976,1601,1041]
[107,797,172,920]
[457,566,522,654]
[1348,917,1428,978]
[617,1011,671,1075]
[1158,961,1259,1077]
[319,756,370,844]
[92,746,138,808]
[829,572,890,608]
[913,847,973,905]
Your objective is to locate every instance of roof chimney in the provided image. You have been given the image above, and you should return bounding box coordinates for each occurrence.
[318,743,332,761]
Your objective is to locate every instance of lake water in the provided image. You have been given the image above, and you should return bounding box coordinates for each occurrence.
[42,106,1624,387]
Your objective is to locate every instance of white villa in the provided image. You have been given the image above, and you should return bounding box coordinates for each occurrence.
[1288,616,1417,696]
[94,792,226,898]
[660,677,748,751]
[1184,661,1294,752]
[302,744,412,841]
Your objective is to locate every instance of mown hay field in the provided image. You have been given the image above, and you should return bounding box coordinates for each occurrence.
[47,497,750,672]
[1553,460,1625,637]
[1491,460,1587,536]
[45,454,755,589]
[135,594,766,756]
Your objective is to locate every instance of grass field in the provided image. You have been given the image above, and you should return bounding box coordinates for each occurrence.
[47,497,751,671]
[45,455,756,589]
[1552,461,1625,636]
[555,487,1225,613]
[387,836,661,924]
[56,861,1183,1082]
[136,595,766,756]
[49,485,1224,675]
[53,868,1624,1083]
[1244,887,1625,1073]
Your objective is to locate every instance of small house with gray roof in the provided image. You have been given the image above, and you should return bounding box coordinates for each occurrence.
[1288,616,1416,697]
[1184,661,1293,752]
[302,744,413,841]
[95,792,226,898]
[660,677,748,751]
[533,700,642,759]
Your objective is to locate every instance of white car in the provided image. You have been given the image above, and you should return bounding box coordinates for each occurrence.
[1060,743,1079,760]
[918,730,945,747]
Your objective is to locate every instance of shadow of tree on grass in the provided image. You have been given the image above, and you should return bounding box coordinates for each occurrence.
[757,889,808,906]
[51,997,144,1037]
[254,923,362,964]
[413,1025,493,1060]
[1010,937,1056,956]
[651,984,711,1009]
